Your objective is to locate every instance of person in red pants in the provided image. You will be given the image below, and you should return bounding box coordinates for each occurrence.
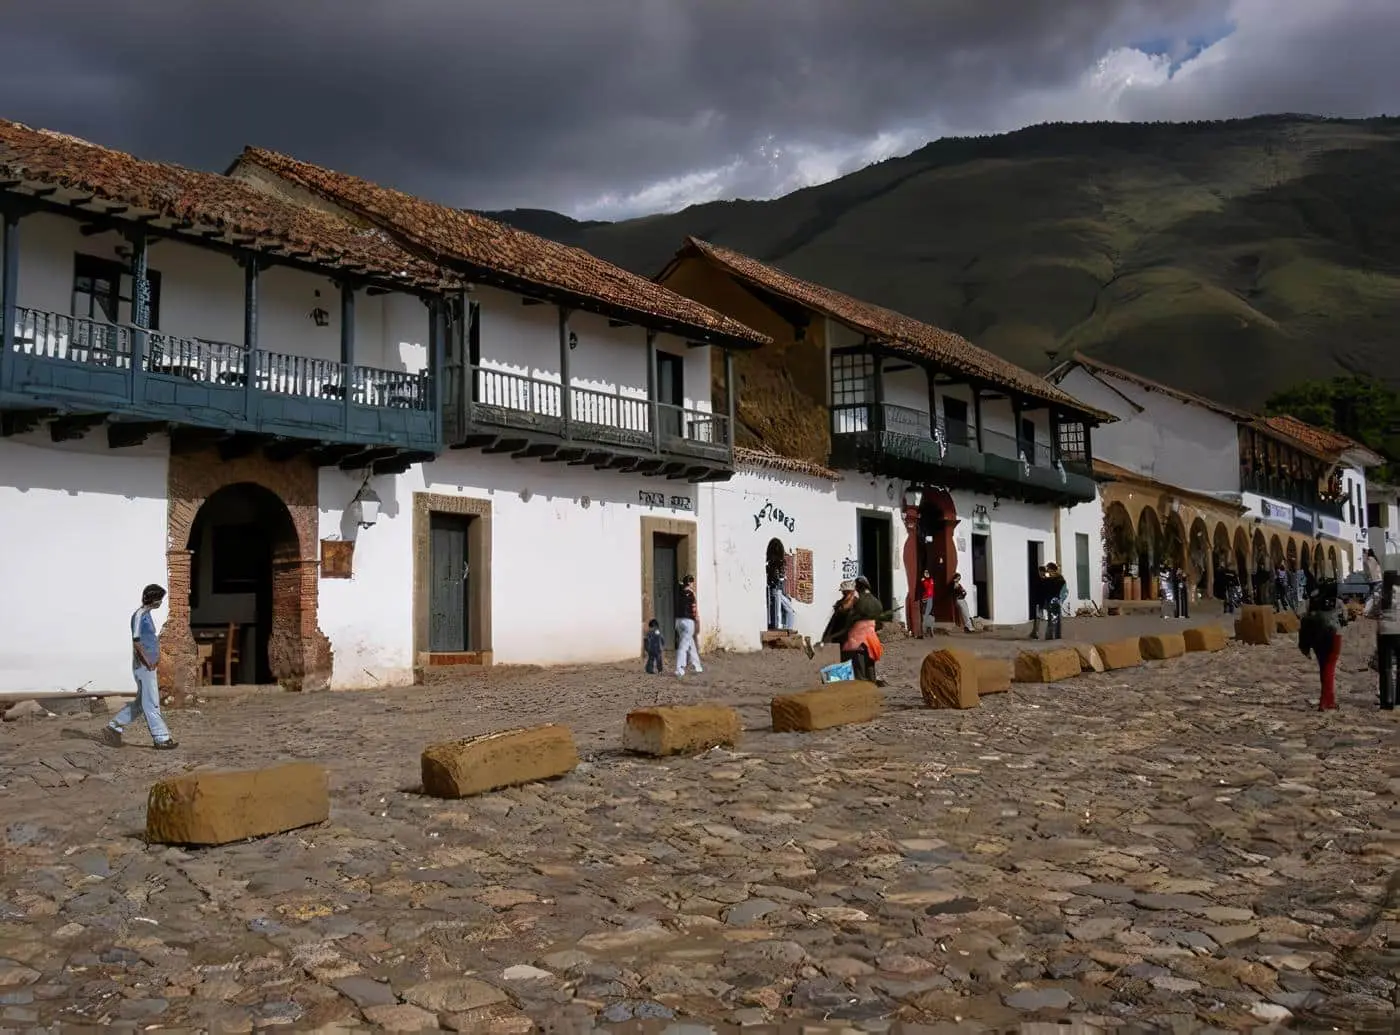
[1299,578,1348,711]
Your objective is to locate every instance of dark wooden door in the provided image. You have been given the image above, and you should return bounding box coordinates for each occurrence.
[858,514,892,611]
[652,535,680,649]
[972,533,991,619]
[429,514,470,652]
[1026,540,1045,620]
[656,352,684,440]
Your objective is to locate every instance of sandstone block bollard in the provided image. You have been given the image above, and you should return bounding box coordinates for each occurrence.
[1275,611,1301,634]
[1236,605,1273,645]
[919,649,981,709]
[422,725,579,799]
[1183,625,1228,652]
[145,762,329,846]
[771,682,882,732]
[976,657,1013,695]
[1074,644,1106,673]
[1139,633,1187,660]
[1013,648,1081,683]
[623,704,741,756]
[1096,639,1143,670]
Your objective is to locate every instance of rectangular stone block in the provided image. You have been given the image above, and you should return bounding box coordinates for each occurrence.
[919,649,981,709]
[422,725,579,799]
[1183,625,1227,652]
[1096,638,1143,670]
[1275,611,1300,634]
[1013,648,1082,683]
[1236,606,1273,645]
[1139,633,1187,660]
[771,682,882,732]
[623,704,742,756]
[145,762,329,847]
[1074,644,1105,672]
[976,657,1013,695]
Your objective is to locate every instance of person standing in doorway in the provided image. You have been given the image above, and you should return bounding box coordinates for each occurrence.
[674,574,703,678]
[1042,563,1067,640]
[1222,566,1242,613]
[1377,570,1399,710]
[951,573,975,633]
[102,584,177,750]
[917,569,936,637]
[1029,565,1048,638]
[1175,566,1190,619]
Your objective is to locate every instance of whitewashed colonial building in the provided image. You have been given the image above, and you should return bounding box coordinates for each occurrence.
[659,238,1112,648]
[1369,482,1400,570]
[0,121,765,697]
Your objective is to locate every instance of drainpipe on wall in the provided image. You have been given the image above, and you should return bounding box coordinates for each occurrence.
[1053,507,1063,570]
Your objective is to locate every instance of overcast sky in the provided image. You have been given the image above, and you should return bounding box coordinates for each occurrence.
[3,1,1397,220]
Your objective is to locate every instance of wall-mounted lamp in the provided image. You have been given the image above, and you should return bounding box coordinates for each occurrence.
[972,503,990,521]
[310,307,330,327]
[903,486,923,509]
[992,497,1001,510]
[568,331,579,350]
[351,480,381,529]
[580,495,591,509]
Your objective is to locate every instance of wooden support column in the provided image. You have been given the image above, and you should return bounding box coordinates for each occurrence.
[559,306,573,439]
[340,281,355,433]
[1050,408,1063,465]
[926,369,939,441]
[0,209,18,392]
[242,256,259,421]
[646,328,659,454]
[431,298,448,446]
[870,348,885,435]
[723,347,736,451]
[972,388,984,452]
[1012,397,1024,458]
[128,229,149,404]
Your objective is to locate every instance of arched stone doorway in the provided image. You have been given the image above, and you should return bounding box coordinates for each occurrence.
[1187,517,1210,598]
[1251,528,1268,602]
[1104,501,1136,600]
[916,489,958,625]
[1137,508,1164,599]
[1300,541,1312,576]
[765,536,787,631]
[1285,538,1298,573]
[162,449,331,699]
[1213,522,1233,598]
[1327,546,1339,579]
[1233,526,1250,599]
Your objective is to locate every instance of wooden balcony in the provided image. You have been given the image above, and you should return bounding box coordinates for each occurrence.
[831,402,1097,505]
[0,307,437,469]
[445,364,733,482]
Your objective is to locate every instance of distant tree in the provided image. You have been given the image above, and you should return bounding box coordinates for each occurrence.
[1265,375,1400,482]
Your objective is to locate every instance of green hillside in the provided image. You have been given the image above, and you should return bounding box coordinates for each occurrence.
[487,115,1400,409]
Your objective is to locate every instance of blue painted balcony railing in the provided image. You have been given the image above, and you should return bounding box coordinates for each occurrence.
[830,400,1096,504]
[446,363,731,464]
[3,306,437,451]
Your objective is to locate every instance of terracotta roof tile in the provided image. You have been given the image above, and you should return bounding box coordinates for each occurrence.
[237,148,768,349]
[672,238,1113,422]
[1260,414,1376,462]
[734,446,840,481]
[0,120,452,292]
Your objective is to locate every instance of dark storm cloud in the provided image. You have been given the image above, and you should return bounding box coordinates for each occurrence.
[0,0,1381,217]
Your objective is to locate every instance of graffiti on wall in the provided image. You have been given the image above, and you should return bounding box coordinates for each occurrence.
[753,500,796,533]
[841,557,859,581]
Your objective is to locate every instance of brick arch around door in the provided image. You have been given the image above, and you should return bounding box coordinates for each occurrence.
[161,447,332,700]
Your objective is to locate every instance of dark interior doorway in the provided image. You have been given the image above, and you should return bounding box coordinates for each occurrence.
[971,532,991,619]
[917,490,958,622]
[652,533,682,648]
[187,482,297,685]
[858,513,893,611]
[428,513,473,652]
[765,537,786,630]
[1026,540,1046,623]
[656,351,685,440]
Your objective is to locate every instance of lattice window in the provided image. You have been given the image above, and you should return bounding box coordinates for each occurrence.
[831,353,873,435]
[1058,420,1087,464]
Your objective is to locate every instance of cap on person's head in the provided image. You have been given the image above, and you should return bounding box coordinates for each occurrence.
[854,575,871,591]
[1045,563,1058,573]
[682,574,695,585]
[141,583,166,605]
[839,580,855,592]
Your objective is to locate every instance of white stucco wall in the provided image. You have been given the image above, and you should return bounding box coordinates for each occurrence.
[1369,483,1400,567]
[317,453,706,686]
[0,433,168,693]
[11,211,429,374]
[1055,366,1239,493]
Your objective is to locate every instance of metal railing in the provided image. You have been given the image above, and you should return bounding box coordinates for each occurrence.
[832,402,1058,467]
[461,363,730,451]
[10,306,431,410]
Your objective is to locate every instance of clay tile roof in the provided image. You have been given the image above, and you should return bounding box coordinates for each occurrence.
[671,238,1113,422]
[734,446,841,481]
[236,148,768,350]
[1051,352,1253,421]
[1259,414,1382,465]
[0,120,453,292]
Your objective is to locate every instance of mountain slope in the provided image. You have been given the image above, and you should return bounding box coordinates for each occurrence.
[485,116,1400,410]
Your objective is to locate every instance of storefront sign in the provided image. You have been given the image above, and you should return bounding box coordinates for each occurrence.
[752,500,796,533]
[640,490,693,510]
[1259,498,1293,528]
[1318,515,1345,540]
[1291,507,1314,536]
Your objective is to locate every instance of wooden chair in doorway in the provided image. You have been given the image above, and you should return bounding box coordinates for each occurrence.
[213,623,241,686]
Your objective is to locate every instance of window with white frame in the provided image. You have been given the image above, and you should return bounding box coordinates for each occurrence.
[831,352,873,434]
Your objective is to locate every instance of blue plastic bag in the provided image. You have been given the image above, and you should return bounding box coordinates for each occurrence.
[820,660,854,683]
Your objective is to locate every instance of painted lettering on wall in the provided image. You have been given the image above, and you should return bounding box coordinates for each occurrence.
[640,490,693,510]
[753,500,796,533]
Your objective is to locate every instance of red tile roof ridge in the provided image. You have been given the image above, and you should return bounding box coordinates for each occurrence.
[734,446,841,481]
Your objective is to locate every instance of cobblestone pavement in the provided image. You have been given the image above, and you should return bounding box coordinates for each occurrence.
[2,618,1399,1033]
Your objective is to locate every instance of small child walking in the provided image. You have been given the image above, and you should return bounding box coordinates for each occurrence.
[643,619,665,674]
